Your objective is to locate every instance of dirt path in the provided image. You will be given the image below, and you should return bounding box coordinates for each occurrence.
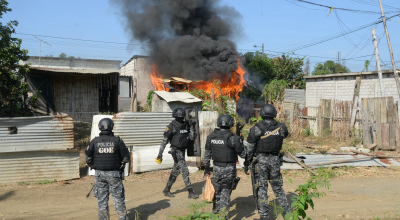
[1,168,400,220]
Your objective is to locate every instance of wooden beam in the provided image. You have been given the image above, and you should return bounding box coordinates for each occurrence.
[286,151,316,176]
[350,77,361,130]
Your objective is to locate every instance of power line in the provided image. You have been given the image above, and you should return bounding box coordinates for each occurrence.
[15,32,148,47]
[280,13,400,53]
[294,0,400,14]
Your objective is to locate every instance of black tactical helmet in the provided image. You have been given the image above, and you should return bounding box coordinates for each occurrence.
[260,104,277,119]
[217,114,234,127]
[172,108,185,118]
[99,118,114,131]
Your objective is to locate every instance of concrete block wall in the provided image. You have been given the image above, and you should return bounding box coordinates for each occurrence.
[120,56,154,106]
[20,56,121,70]
[306,72,400,107]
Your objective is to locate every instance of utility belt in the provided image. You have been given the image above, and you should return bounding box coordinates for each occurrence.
[211,177,241,192]
[257,152,280,157]
[213,161,236,167]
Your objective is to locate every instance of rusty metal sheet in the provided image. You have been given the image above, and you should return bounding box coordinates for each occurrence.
[301,154,400,168]
[0,150,79,184]
[112,112,173,146]
[0,114,74,153]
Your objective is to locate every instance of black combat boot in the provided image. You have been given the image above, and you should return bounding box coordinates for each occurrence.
[187,188,199,199]
[163,185,175,198]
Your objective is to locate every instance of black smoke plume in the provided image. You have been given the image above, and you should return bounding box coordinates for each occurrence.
[112,0,242,81]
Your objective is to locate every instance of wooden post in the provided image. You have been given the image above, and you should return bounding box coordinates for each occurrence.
[211,88,214,111]
[350,77,361,130]
[133,78,138,112]
[378,0,400,99]
[290,102,294,126]
[372,28,385,97]
[394,103,400,152]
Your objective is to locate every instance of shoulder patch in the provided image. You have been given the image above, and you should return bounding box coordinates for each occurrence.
[165,127,169,132]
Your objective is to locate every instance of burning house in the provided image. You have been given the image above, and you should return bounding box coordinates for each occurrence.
[113,0,247,109]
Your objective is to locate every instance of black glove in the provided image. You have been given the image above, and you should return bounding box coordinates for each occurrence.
[120,162,126,170]
[157,154,163,160]
[204,166,211,176]
[86,157,93,168]
[189,121,196,127]
[244,165,249,174]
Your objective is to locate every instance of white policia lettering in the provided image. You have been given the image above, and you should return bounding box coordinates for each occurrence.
[97,142,115,147]
[98,147,115,153]
[264,130,279,136]
[180,130,189,133]
[211,140,224,144]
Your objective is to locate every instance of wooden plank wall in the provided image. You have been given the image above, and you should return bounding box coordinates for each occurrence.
[361,97,398,150]
[51,74,99,122]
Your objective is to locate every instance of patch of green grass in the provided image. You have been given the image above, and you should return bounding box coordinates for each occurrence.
[17,181,30,185]
[36,179,56,185]
[79,161,87,168]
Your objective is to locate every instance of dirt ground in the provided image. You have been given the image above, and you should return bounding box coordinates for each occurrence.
[1,167,400,220]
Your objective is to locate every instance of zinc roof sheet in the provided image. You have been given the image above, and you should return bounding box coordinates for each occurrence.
[29,67,119,75]
[154,91,202,103]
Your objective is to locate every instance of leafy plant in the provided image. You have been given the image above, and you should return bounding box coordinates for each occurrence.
[0,0,39,117]
[171,202,225,220]
[302,126,312,137]
[36,179,56,185]
[285,168,331,220]
[250,116,262,123]
[147,90,155,111]
[262,79,288,104]
[17,181,30,185]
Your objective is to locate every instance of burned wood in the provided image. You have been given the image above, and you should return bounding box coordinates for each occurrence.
[286,151,317,175]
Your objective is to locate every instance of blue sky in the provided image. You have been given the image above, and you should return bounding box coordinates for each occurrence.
[4,0,400,72]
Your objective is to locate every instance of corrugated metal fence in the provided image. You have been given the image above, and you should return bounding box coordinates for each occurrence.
[0,115,79,184]
[284,89,305,110]
[113,112,173,146]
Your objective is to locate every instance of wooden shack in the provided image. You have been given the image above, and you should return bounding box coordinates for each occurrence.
[21,57,122,122]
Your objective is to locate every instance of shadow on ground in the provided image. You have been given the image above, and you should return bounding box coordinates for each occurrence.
[0,191,15,202]
[128,199,171,220]
[171,180,206,196]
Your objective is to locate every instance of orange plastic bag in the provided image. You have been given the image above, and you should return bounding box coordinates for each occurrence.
[202,176,215,202]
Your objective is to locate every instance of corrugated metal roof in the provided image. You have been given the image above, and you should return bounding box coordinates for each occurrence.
[29,67,119,75]
[154,91,202,103]
[302,154,400,167]
[0,150,79,184]
[113,112,174,146]
[0,114,74,153]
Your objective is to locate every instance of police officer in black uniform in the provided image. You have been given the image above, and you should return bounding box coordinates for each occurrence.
[245,104,291,220]
[204,114,246,219]
[85,118,130,220]
[157,108,198,199]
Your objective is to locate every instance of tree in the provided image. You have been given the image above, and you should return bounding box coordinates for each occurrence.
[364,60,370,71]
[312,60,351,75]
[59,52,67,58]
[0,0,38,117]
[240,51,305,102]
[68,56,75,59]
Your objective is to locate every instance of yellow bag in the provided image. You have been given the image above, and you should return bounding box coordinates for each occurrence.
[202,176,215,202]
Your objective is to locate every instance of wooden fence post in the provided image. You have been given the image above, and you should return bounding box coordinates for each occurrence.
[350,77,361,131]
[211,88,214,111]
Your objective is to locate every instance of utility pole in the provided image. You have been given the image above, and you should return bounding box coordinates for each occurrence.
[372,28,385,97]
[31,35,52,66]
[262,43,264,56]
[378,0,400,98]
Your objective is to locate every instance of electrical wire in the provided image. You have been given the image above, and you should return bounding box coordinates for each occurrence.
[294,0,400,14]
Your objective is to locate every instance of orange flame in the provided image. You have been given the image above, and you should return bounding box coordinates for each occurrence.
[150,64,169,91]
[150,60,246,101]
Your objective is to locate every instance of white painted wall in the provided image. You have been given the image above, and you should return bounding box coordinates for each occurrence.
[306,72,400,108]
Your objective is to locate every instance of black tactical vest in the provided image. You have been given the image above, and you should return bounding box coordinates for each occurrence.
[209,129,237,166]
[92,135,122,170]
[256,120,283,153]
[170,120,190,148]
